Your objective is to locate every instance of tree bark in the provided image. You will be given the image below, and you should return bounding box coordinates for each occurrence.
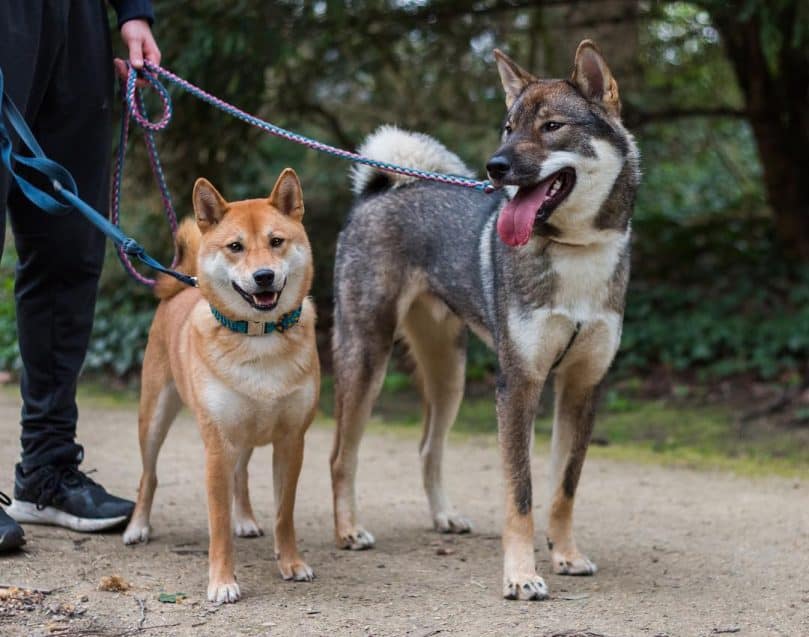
[710,7,809,259]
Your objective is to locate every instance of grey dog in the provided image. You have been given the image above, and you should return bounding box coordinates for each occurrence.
[330,40,640,601]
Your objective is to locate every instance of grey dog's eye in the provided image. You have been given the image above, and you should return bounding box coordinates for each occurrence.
[227,242,243,253]
[542,121,564,132]
[504,123,513,134]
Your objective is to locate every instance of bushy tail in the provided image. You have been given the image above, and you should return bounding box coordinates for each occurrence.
[154,218,200,300]
[349,125,474,198]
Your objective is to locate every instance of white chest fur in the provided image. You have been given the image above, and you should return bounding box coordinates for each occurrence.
[507,231,628,381]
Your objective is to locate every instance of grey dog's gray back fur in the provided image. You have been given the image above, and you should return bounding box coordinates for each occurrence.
[335,182,505,339]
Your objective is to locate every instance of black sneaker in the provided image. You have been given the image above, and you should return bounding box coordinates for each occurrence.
[7,464,134,532]
[0,491,25,551]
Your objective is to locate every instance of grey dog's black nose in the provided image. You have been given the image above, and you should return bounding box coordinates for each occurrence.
[253,269,275,287]
[486,155,510,181]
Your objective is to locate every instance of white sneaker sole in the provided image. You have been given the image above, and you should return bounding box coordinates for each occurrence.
[6,500,128,532]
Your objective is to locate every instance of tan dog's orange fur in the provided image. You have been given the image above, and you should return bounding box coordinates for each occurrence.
[123,169,319,603]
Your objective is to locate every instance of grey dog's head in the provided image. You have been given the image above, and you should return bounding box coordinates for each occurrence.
[487,41,636,246]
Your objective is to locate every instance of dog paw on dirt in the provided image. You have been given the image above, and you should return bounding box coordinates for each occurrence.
[233,517,264,538]
[433,511,472,534]
[207,580,241,604]
[502,573,549,601]
[552,550,597,576]
[122,522,150,545]
[336,526,375,550]
[278,556,314,582]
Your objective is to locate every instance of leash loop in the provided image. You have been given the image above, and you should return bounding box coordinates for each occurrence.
[125,66,172,131]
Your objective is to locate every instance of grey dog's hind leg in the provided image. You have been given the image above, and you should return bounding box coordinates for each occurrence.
[330,306,395,550]
[401,295,472,534]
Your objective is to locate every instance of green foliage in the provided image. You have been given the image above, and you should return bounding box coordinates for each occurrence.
[0,1,803,385]
[83,288,154,378]
[620,213,809,380]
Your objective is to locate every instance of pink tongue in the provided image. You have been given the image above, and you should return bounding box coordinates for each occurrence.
[496,180,553,247]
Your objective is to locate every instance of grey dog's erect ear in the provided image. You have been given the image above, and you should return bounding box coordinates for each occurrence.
[193,178,228,233]
[572,40,621,116]
[268,168,304,221]
[493,49,537,110]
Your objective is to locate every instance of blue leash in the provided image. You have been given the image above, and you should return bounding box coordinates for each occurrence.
[0,66,197,288]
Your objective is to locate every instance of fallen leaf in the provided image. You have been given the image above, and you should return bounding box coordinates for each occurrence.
[98,575,130,593]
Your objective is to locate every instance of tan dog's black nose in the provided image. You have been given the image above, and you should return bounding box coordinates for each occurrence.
[253,269,275,287]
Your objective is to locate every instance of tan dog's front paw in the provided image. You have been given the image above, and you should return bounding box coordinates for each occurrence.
[278,556,314,582]
[433,512,472,534]
[207,579,241,604]
[233,517,264,538]
[552,550,597,576]
[502,573,549,601]
[336,526,375,550]
[122,522,151,545]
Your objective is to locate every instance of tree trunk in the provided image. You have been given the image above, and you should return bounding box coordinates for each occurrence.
[712,8,809,259]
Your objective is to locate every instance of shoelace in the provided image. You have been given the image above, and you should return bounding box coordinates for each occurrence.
[35,466,100,511]
[0,491,11,507]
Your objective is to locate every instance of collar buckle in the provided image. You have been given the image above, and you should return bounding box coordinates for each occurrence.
[246,321,264,336]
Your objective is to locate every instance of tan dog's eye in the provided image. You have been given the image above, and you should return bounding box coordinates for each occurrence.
[270,237,284,248]
[227,242,243,253]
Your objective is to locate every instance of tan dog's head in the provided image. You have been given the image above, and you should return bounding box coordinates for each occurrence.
[192,168,313,322]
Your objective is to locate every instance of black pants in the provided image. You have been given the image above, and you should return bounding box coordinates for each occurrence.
[0,1,113,470]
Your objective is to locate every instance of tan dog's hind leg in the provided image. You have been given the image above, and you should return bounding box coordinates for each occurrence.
[497,371,548,601]
[330,336,390,550]
[546,369,600,576]
[123,353,181,546]
[402,297,471,534]
[272,433,313,581]
[204,432,240,603]
[233,448,263,538]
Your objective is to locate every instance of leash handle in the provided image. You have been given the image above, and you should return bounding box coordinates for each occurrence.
[0,65,196,289]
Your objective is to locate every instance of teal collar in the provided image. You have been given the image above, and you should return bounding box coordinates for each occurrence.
[210,304,302,336]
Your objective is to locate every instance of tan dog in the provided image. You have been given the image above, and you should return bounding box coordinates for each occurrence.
[122,169,319,603]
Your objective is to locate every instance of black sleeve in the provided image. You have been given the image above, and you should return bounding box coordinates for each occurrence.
[109,0,155,28]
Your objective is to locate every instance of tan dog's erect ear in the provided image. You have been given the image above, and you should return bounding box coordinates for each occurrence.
[193,178,228,233]
[493,48,537,110]
[268,168,304,221]
[572,39,621,116]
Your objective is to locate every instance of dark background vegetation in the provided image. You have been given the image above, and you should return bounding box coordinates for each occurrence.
[1,0,808,429]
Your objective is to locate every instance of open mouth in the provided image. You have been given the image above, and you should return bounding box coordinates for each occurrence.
[232,281,284,311]
[496,168,576,247]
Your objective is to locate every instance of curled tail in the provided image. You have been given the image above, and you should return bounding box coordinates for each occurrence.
[154,218,200,300]
[349,125,474,198]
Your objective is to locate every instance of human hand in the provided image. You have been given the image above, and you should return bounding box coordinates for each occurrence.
[114,19,161,84]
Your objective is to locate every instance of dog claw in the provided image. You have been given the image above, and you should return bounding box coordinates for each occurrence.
[502,574,549,601]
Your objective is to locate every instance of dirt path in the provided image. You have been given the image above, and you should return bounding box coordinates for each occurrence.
[0,391,807,637]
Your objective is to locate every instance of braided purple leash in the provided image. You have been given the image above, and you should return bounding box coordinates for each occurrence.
[111,66,179,286]
[139,61,495,193]
[110,61,495,286]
